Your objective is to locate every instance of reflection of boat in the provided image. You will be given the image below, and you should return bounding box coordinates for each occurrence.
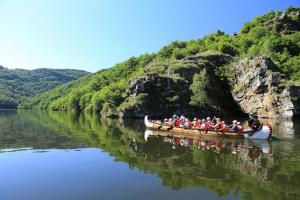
[144,130,153,141]
[144,130,272,155]
[145,115,272,140]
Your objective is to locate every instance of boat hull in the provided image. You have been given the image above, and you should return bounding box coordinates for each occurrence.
[144,115,272,140]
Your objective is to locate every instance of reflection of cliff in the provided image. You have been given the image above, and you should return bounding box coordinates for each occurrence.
[6,110,300,200]
[234,144,274,181]
[260,118,296,138]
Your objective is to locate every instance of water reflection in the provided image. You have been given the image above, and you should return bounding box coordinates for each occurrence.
[0,110,299,200]
[260,118,298,138]
[145,130,272,154]
[145,130,274,180]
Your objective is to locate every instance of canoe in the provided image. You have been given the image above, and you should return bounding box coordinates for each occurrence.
[144,115,272,140]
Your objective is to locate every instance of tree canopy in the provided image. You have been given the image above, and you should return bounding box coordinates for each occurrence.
[0,67,89,108]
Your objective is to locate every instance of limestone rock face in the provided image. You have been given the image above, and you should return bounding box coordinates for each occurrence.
[231,57,300,118]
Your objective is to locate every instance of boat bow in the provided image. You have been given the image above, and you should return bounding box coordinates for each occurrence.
[144,115,154,128]
[244,125,272,140]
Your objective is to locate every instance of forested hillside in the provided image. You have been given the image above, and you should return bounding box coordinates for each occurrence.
[0,66,89,108]
[19,7,300,118]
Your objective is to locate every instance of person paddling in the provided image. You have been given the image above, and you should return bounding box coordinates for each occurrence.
[163,119,168,125]
[174,116,180,127]
[196,119,201,128]
[210,118,222,130]
[219,121,229,131]
[200,119,206,129]
[192,118,198,127]
[229,120,238,131]
[205,117,212,130]
[248,113,262,131]
[237,122,244,132]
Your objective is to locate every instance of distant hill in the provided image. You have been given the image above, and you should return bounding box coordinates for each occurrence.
[0,66,90,108]
[19,7,300,118]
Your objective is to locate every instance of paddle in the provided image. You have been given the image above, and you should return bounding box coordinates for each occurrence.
[211,116,216,124]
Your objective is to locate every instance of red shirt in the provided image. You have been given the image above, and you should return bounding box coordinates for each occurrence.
[196,121,201,128]
[175,119,181,127]
[220,124,229,131]
[205,121,211,129]
[215,122,222,129]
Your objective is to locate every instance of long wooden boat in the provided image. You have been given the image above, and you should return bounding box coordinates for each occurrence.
[144,115,272,140]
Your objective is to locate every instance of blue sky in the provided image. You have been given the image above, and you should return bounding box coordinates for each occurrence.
[0,0,299,72]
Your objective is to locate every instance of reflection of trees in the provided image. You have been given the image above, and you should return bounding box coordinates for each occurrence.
[0,110,89,149]
[1,110,299,200]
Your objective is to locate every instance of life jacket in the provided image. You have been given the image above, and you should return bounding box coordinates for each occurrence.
[175,119,181,127]
[220,124,229,131]
[215,122,222,129]
[196,121,201,128]
[188,122,193,129]
[205,121,211,129]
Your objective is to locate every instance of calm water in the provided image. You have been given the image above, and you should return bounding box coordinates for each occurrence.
[0,110,299,200]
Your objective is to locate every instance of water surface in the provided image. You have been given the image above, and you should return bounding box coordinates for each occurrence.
[0,110,299,200]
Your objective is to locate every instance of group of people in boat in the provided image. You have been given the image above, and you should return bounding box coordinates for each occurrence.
[161,112,263,132]
[162,114,244,132]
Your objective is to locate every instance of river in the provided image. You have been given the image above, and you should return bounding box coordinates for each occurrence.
[0,110,299,200]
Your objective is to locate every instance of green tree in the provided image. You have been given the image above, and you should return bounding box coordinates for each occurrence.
[189,70,211,107]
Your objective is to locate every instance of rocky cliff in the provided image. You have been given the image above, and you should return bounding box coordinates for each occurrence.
[230,57,300,118]
[100,52,241,119]
[109,54,299,119]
